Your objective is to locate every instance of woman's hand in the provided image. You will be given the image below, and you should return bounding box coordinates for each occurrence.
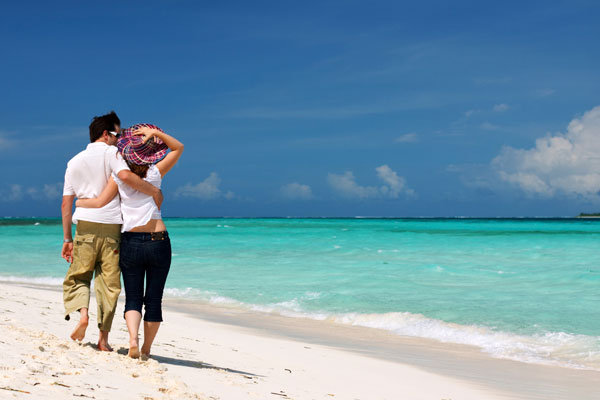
[75,198,90,207]
[132,126,157,143]
[75,178,118,209]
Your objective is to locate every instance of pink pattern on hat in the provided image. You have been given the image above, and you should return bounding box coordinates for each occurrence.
[118,124,168,165]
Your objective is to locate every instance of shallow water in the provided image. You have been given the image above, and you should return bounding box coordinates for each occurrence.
[1,217,599,369]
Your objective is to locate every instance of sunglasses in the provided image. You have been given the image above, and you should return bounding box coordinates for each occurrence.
[109,131,121,138]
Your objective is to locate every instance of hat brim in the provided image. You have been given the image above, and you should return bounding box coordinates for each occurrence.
[118,123,169,165]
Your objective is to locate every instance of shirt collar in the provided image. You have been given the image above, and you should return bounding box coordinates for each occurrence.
[86,142,109,150]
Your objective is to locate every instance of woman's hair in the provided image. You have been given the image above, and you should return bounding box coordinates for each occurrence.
[126,160,149,179]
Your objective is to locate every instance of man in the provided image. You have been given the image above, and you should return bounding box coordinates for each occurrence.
[61,111,163,351]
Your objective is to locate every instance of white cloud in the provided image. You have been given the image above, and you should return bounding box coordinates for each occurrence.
[464,109,478,118]
[228,91,460,120]
[445,164,463,173]
[42,183,62,199]
[536,88,555,97]
[375,165,414,198]
[493,103,509,112]
[280,183,313,200]
[492,105,600,199]
[1,182,62,201]
[473,77,512,85]
[5,185,23,201]
[175,172,235,200]
[328,171,379,199]
[395,133,418,143]
[328,165,414,200]
[0,132,16,151]
[481,122,500,131]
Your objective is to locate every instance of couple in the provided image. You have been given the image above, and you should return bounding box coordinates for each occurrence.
[61,111,184,358]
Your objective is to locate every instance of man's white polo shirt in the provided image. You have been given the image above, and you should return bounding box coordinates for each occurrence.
[63,142,129,225]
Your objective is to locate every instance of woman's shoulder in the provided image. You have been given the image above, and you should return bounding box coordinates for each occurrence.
[147,164,162,179]
[112,171,123,185]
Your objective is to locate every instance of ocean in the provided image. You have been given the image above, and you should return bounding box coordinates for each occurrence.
[1,217,599,370]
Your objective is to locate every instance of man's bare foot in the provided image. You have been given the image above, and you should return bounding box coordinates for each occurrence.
[97,341,113,352]
[70,316,88,342]
[97,330,112,351]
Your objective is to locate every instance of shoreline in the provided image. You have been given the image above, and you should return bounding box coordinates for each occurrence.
[2,282,599,399]
[4,275,598,372]
[168,298,600,400]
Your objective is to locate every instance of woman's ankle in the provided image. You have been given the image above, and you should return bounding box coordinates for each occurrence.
[141,344,151,355]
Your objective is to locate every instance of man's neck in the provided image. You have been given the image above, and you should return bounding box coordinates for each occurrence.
[94,138,109,145]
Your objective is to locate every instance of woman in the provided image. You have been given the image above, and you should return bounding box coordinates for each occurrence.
[76,124,184,359]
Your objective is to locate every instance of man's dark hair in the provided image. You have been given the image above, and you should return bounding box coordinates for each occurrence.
[104,110,121,130]
[89,111,120,143]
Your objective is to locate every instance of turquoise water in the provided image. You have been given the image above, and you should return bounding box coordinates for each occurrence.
[1,218,599,369]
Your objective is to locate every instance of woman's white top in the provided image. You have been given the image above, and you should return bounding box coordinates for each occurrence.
[113,164,162,232]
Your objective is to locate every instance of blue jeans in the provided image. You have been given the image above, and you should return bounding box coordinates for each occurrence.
[119,232,171,322]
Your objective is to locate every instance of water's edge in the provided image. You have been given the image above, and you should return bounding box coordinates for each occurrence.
[2,274,598,372]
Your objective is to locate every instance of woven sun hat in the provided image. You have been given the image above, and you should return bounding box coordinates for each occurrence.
[118,123,168,165]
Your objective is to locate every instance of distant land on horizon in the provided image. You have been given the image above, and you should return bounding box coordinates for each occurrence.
[577,213,600,218]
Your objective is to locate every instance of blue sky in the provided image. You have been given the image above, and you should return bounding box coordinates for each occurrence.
[1,0,600,217]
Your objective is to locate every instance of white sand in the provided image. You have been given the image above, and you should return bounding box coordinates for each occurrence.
[1,282,598,399]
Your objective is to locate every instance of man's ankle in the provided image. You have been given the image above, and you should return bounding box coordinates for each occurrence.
[78,308,89,321]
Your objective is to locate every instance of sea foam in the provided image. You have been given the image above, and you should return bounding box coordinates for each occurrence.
[161,288,600,371]
[0,275,63,286]
[331,311,600,370]
[2,273,598,370]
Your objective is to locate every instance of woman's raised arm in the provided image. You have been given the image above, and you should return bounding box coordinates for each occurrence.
[133,127,184,177]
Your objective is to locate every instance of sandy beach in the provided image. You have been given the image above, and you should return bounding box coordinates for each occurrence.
[1,282,599,400]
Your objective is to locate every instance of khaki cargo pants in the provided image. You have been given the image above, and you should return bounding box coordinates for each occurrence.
[63,220,121,332]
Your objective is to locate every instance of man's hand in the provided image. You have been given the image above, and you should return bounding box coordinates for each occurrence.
[61,195,75,263]
[153,189,163,210]
[118,170,162,207]
[62,242,73,263]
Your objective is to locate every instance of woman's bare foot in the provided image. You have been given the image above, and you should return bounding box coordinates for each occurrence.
[140,321,160,360]
[128,346,140,359]
[70,315,88,342]
[141,344,151,360]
